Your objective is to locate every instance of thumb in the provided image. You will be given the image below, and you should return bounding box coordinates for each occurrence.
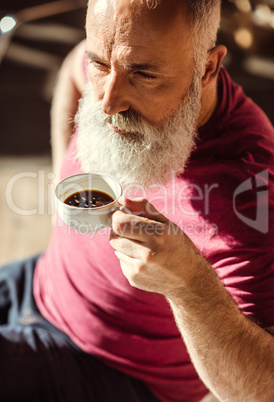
[118,196,168,223]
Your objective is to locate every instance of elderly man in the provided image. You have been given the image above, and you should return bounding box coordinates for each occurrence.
[1,0,274,401]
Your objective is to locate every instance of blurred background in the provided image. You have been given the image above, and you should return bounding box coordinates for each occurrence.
[0,0,86,265]
[0,0,273,265]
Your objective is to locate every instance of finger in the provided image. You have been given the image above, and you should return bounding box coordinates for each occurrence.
[119,196,168,223]
[114,250,134,265]
[114,251,141,288]
[111,210,166,241]
[110,230,155,260]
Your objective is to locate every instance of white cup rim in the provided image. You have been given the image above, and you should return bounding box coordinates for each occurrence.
[55,172,122,211]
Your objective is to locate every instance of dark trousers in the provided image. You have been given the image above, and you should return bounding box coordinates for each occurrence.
[0,255,159,402]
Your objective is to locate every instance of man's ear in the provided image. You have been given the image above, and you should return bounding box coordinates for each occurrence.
[201,45,227,88]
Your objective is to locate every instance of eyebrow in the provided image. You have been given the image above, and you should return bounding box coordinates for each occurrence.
[85,50,162,74]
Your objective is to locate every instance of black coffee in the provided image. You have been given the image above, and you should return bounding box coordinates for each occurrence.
[64,190,114,208]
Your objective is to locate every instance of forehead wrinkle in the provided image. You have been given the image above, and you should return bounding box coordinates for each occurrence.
[109,43,165,72]
[88,28,115,59]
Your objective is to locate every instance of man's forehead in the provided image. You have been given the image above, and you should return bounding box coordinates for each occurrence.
[88,0,191,31]
[87,0,193,52]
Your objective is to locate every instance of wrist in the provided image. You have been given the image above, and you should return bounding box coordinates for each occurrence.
[166,254,227,310]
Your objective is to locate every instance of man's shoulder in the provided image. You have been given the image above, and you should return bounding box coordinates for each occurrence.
[195,67,274,166]
[218,67,273,135]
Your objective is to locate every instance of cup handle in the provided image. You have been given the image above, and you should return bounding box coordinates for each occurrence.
[111,204,132,215]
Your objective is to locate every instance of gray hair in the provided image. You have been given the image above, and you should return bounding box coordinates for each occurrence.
[184,0,221,68]
[130,0,159,8]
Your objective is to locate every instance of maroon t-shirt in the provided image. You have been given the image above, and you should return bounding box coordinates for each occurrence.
[34,67,274,401]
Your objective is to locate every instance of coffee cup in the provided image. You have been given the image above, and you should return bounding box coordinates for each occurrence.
[55,173,130,233]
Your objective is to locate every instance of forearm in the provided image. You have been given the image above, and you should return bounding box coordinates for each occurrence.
[167,256,274,401]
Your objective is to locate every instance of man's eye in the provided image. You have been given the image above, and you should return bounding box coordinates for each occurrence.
[136,71,157,80]
[90,60,108,70]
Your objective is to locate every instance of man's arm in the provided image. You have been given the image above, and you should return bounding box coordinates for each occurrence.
[167,268,274,402]
[51,40,86,181]
[110,197,274,402]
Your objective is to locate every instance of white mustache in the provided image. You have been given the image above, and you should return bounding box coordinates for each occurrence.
[96,107,152,138]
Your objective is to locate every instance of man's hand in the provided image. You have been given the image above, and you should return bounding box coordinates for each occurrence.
[110,197,274,402]
[110,196,203,298]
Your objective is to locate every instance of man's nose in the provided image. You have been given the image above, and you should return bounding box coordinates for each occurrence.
[101,72,131,116]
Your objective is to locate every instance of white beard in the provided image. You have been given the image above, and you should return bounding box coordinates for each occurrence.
[75,71,202,187]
